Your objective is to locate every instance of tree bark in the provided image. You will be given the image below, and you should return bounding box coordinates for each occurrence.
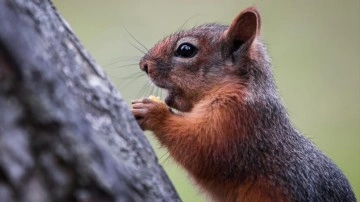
[0,0,180,201]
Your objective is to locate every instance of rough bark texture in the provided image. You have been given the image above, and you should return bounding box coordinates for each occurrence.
[0,0,180,201]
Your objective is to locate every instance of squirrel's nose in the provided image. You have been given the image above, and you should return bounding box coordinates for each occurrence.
[139,60,149,74]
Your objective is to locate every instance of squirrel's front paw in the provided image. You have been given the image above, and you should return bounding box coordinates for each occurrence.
[131,98,169,131]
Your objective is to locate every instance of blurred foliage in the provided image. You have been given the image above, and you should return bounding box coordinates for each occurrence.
[53,1,359,201]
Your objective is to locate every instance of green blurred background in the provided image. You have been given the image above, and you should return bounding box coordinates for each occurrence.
[53,1,359,201]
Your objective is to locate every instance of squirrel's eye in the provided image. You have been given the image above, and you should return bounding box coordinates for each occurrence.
[175,43,198,58]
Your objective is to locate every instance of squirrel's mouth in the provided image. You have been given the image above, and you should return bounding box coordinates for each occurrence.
[151,80,192,112]
[164,90,176,107]
[158,87,186,112]
[165,89,192,112]
[150,81,175,107]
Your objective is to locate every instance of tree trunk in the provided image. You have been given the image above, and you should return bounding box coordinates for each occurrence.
[0,0,180,201]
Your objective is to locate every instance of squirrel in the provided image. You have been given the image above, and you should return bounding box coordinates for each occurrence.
[131,7,356,202]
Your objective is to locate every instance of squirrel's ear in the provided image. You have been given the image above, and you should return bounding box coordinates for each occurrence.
[225,7,261,51]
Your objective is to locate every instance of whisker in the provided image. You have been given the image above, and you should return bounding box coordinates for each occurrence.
[112,63,139,69]
[155,86,159,97]
[137,80,151,98]
[160,88,164,100]
[128,41,147,55]
[178,14,199,32]
[147,83,153,97]
[162,152,171,166]
[116,71,143,80]
[104,59,140,67]
[159,151,168,161]
[149,82,156,97]
[142,81,153,98]
[116,71,143,88]
[123,26,149,52]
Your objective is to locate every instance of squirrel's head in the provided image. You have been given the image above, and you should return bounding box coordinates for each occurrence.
[140,7,263,112]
